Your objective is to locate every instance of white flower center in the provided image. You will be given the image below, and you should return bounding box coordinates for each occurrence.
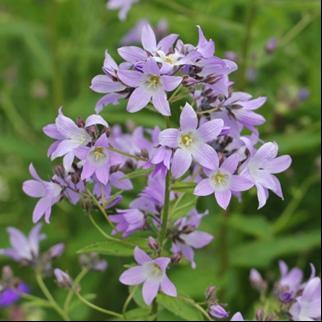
[178,131,199,150]
[211,170,231,192]
[143,262,163,281]
[146,75,161,90]
[89,147,108,165]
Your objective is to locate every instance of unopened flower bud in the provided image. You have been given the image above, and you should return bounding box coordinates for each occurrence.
[265,37,277,54]
[76,117,85,128]
[171,253,182,265]
[54,165,65,177]
[148,237,159,251]
[206,285,217,302]
[47,243,65,259]
[250,269,267,291]
[209,304,229,319]
[54,269,73,288]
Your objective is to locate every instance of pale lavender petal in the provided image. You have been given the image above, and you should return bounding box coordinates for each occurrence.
[119,266,146,285]
[141,24,157,52]
[43,124,64,140]
[158,129,179,148]
[152,90,170,116]
[90,75,125,93]
[215,190,232,210]
[161,75,182,92]
[221,154,240,173]
[118,69,144,87]
[51,140,80,159]
[266,155,292,174]
[28,224,43,257]
[197,26,215,58]
[256,184,268,209]
[142,279,160,305]
[81,162,96,181]
[154,257,171,271]
[230,175,253,192]
[63,153,74,172]
[23,180,45,198]
[180,103,198,131]
[242,96,267,110]
[29,164,42,181]
[256,142,278,160]
[160,275,177,297]
[143,58,160,76]
[110,171,133,190]
[198,119,224,143]
[134,247,152,265]
[118,46,147,64]
[192,143,218,169]
[95,93,122,113]
[181,231,214,248]
[33,197,52,223]
[231,312,245,321]
[95,166,110,185]
[85,114,109,128]
[194,179,215,196]
[127,86,152,113]
[171,149,192,178]
[158,34,178,53]
[55,111,80,138]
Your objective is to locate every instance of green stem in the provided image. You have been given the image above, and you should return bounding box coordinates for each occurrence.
[36,273,70,321]
[88,214,117,241]
[86,189,113,227]
[75,292,123,319]
[158,170,172,250]
[122,286,138,314]
[238,0,257,90]
[21,293,53,308]
[64,268,88,314]
[108,146,147,162]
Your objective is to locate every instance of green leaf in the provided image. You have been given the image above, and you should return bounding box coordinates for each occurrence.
[170,193,198,221]
[122,308,152,321]
[122,168,152,180]
[157,294,203,321]
[172,181,196,193]
[228,214,273,239]
[231,230,321,267]
[77,236,149,257]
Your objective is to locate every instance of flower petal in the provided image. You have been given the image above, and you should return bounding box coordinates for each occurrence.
[230,175,253,192]
[118,69,144,87]
[152,90,170,116]
[118,46,148,64]
[266,155,292,174]
[160,275,177,297]
[141,24,157,52]
[90,75,125,93]
[194,179,214,196]
[23,180,45,198]
[119,266,146,286]
[198,119,224,143]
[134,247,152,265]
[142,279,160,305]
[159,129,179,148]
[192,144,218,169]
[161,75,182,92]
[127,86,152,113]
[215,190,232,210]
[180,103,198,131]
[171,149,192,178]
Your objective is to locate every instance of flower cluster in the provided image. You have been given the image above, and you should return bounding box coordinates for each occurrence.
[0,23,298,319]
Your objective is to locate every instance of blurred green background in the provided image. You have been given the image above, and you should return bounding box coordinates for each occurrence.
[0,0,321,320]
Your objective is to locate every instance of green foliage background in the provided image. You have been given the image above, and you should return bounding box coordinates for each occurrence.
[0,0,321,320]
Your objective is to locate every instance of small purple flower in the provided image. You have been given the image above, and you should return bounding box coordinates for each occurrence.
[79,134,110,185]
[118,58,182,116]
[54,269,73,288]
[43,109,108,171]
[110,209,145,237]
[159,103,224,178]
[119,247,177,305]
[0,224,64,266]
[289,277,321,321]
[79,253,108,272]
[194,153,253,210]
[277,260,304,302]
[171,210,213,268]
[245,142,292,208]
[209,304,229,319]
[107,0,139,21]
[23,164,62,223]
[0,283,28,308]
[265,37,278,54]
[249,269,267,292]
[231,312,245,321]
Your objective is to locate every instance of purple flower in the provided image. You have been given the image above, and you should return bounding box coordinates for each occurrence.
[79,253,108,272]
[78,134,111,185]
[119,247,177,305]
[0,283,28,308]
[43,109,108,171]
[110,209,146,237]
[118,58,182,116]
[107,0,139,21]
[171,210,213,268]
[54,269,73,288]
[194,153,253,210]
[23,164,62,223]
[249,269,267,292]
[265,37,278,54]
[209,304,229,319]
[90,51,127,113]
[277,260,304,302]
[231,312,245,321]
[245,142,292,208]
[223,92,267,130]
[289,277,321,321]
[159,103,224,178]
